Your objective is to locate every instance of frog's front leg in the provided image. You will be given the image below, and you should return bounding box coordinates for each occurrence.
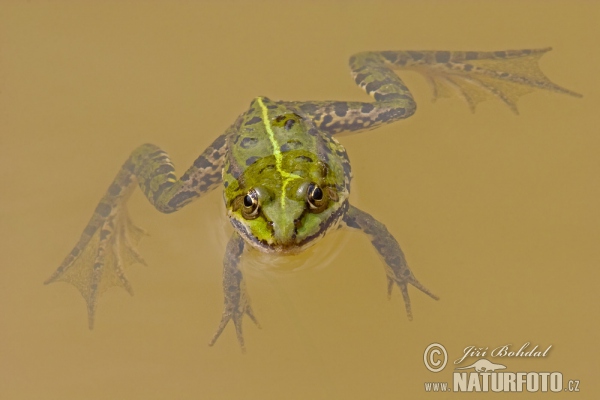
[45,133,228,328]
[342,205,438,319]
[208,232,260,352]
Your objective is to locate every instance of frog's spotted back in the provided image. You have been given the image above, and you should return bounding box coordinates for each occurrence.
[46,47,580,351]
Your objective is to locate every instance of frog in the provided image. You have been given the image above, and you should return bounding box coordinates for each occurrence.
[45,47,580,350]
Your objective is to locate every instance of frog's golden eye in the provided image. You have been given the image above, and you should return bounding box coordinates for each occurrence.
[242,189,260,219]
[307,183,328,213]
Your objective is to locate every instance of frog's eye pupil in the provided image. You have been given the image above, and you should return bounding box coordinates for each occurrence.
[244,194,254,207]
[312,186,323,201]
[307,183,327,212]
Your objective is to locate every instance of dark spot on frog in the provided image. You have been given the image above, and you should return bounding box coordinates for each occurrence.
[212,134,226,150]
[366,78,395,94]
[240,137,258,149]
[295,155,313,163]
[245,116,262,125]
[494,51,506,58]
[333,102,348,117]
[465,51,478,60]
[300,103,318,114]
[167,190,197,210]
[245,156,260,166]
[407,51,424,60]
[280,139,302,152]
[361,103,374,114]
[155,164,175,176]
[259,165,275,174]
[95,202,111,218]
[354,73,367,85]
[381,51,398,64]
[284,118,295,130]
[193,155,213,170]
[320,114,333,128]
[435,51,451,63]
[108,183,122,196]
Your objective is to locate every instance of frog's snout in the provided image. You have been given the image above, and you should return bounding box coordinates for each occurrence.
[271,220,297,245]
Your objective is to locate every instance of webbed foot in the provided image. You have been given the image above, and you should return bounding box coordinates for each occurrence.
[378,47,582,114]
[45,202,147,328]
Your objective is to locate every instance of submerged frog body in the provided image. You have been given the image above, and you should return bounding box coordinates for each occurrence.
[46,48,580,350]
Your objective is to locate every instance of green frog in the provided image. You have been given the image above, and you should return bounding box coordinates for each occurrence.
[45,48,580,350]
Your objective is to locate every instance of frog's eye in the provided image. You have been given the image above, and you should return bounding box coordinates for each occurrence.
[242,189,260,219]
[307,183,328,213]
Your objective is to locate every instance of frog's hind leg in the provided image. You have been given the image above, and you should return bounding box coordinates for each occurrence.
[342,205,438,320]
[378,48,581,114]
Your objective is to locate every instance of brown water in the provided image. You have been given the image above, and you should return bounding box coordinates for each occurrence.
[1,1,598,399]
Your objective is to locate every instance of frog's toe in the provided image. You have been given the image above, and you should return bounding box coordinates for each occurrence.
[208,311,248,352]
[245,304,261,329]
[208,304,260,352]
[232,314,247,353]
[121,213,149,267]
[389,273,439,321]
[209,312,233,348]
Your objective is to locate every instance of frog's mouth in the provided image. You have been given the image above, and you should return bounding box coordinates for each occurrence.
[230,200,349,254]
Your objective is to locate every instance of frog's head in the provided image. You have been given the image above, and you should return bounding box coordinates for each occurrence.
[224,98,349,253]
[225,151,347,253]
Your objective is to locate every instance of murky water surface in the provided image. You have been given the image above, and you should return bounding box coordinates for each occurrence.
[1,1,598,399]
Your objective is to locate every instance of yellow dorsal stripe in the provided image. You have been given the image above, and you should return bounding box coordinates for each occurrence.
[256,97,300,207]
[257,97,282,166]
